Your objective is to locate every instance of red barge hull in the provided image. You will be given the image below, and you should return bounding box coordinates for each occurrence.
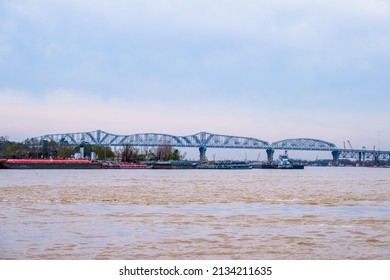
[0,159,102,169]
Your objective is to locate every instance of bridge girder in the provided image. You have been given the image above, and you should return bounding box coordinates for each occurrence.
[33,130,270,149]
[32,130,390,159]
[339,150,390,161]
[271,138,338,151]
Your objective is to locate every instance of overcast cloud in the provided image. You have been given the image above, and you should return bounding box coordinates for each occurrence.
[1,0,389,155]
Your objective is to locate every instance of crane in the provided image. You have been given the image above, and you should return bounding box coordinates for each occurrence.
[347,140,353,150]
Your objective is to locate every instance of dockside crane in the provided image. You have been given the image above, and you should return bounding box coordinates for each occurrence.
[343,140,353,150]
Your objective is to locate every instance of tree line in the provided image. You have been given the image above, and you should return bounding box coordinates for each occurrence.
[0,136,185,162]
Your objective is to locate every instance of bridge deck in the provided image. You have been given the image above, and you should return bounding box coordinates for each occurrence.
[32,130,390,160]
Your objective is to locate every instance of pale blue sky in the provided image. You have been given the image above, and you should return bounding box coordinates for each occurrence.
[1,0,389,158]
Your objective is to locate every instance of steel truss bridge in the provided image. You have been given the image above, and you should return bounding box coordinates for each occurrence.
[33,130,390,164]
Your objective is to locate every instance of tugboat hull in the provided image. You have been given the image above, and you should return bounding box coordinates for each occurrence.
[259,163,304,169]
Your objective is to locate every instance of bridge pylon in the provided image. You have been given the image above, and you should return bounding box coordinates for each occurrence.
[332,150,341,166]
[199,146,207,162]
[358,152,365,166]
[266,148,274,162]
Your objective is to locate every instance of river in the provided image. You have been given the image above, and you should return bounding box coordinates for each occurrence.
[0,167,389,259]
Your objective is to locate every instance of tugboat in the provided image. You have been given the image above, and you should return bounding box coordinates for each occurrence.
[260,151,304,169]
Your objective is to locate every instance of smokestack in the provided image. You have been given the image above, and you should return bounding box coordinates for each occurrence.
[80,147,84,159]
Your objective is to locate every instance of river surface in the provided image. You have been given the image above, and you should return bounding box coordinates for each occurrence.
[0,167,389,259]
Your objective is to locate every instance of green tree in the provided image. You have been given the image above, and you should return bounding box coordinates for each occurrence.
[0,136,11,158]
[6,142,29,158]
[57,138,73,158]
[95,146,115,160]
[170,149,181,160]
[58,146,74,158]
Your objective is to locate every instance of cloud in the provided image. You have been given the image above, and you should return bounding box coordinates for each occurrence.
[1,1,390,151]
[0,89,264,139]
[1,88,388,151]
[5,0,390,40]
[4,0,390,74]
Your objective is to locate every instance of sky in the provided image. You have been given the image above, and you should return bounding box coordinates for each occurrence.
[1,0,390,159]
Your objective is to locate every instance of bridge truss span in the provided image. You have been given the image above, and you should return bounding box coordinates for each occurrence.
[198,132,270,149]
[339,149,390,161]
[33,130,270,149]
[32,129,390,164]
[271,138,338,151]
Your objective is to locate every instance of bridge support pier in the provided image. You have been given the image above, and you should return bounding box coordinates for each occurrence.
[332,150,341,166]
[199,146,207,162]
[374,153,380,166]
[266,148,274,162]
[358,152,366,166]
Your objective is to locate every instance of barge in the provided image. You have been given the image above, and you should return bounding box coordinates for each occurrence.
[151,160,198,169]
[198,161,252,169]
[0,159,102,169]
[102,162,149,169]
